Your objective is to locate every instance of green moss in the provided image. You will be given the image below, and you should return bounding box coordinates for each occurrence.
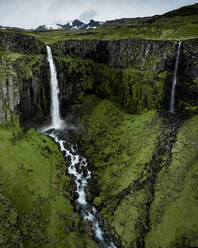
[55,55,168,114]
[145,115,198,247]
[78,96,162,246]
[1,4,197,43]
[28,5,198,43]
[177,77,198,114]
[0,51,49,124]
[31,15,198,44]
[0,126,98,248]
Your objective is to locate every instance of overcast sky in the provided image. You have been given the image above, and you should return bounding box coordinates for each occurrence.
[0,0,197,29]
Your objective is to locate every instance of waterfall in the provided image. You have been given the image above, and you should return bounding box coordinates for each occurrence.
[169,41,182,113]
[44,46,117,248]
[46,46,63,129]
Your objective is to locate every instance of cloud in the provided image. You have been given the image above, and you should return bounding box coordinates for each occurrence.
[79,9,97,23]
[0,0,197,29]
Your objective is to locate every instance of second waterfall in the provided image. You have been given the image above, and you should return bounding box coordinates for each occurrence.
[44,46,117,248]
[169,41,182,113]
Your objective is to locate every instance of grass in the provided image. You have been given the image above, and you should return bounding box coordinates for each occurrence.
[0,126,98,248]
[78,96,162,246]
[78,95,198,247]
[29,12,198,44]
[0,4,198,45]
[145,115,198,248]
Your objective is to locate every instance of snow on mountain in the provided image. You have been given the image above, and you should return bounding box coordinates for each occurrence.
[35,19,103,31]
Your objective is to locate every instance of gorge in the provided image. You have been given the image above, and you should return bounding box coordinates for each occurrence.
[44,46,117,248]
[0,3,198,248]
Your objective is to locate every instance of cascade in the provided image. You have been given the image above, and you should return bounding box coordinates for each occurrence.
[169,41,182,113]
[44,46,117,248]
[46,45,63,129]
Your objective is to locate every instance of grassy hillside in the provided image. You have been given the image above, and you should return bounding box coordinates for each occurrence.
[145,115,198,247]
[29,3,198,43]
[0,125,98,248]
[77,95,198,247]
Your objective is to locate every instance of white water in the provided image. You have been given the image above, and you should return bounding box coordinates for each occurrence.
[46,46,63,129]
[169,41,182,113]
[44,46,117,248]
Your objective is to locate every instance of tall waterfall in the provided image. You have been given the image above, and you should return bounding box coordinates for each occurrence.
[46,46,63,129]
[44,46,117,248]
[169,41,182,113]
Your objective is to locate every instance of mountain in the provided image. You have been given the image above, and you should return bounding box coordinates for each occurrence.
[36,19,103,31]
[103,2,198,27]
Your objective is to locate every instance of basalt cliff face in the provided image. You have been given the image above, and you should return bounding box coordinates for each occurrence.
[0,30,46,54]
[51,38,176,70]
[177,39,198,113]
[0,31,198,125]
[52,38,198,115]
[0,31,50,124]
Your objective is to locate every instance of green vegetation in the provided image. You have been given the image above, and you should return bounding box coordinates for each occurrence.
[0,3,197,247]
[0,51,43,80]
[1,3,197,44]
[55,55,168,114]
[78,96,162,246]
[145,115,198,247]
[29,4,198,43]
[177,77,198,114]
[0,125,98,248]
[31,14,198,44]
[78,96,198,247]
[0,51,49,124]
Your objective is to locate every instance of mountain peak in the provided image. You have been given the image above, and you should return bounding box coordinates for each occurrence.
[72,19,84,27]
[35,19,103,31]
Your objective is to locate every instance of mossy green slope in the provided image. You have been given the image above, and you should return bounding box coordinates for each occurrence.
[0,126,98,248]
[145,115,198,248]
[77,95,198,247]
[77,95,162,247]
[1,3,197,43]
[30,4,198,43]
[55,55,168,114]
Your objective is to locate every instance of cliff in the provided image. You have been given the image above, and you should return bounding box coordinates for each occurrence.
[0,31,50,125]
[0,31,197,125]
[0,30,46,55]
[52,38,198,115]
[51,38,176,70]
[0,52,50,124]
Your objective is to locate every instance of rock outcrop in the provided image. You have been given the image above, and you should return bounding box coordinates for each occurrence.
[0,53,50,124]
[51,38,176,71]
[0,31,49,125]
[0,30,46,55]
[52,38,198,114]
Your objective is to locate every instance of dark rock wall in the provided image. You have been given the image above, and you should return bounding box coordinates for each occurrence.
[0,54,50,124]
[51,38,176,71]
[0,31,50,125]
[19,59,50,124]
[176,39,198,113]
[52,38,198,114]
[0,30,46,55]
[0,30,198,125]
